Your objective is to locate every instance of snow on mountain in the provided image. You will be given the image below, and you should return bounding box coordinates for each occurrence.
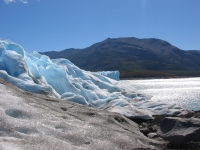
[0,39,187,119]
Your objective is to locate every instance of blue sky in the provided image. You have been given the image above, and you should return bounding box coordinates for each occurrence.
[0,0,200,53]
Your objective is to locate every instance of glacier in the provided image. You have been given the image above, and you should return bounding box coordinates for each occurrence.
[0,39,187,119]
[94,71,120,81]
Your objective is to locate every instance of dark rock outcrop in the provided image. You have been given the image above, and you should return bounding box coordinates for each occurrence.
[136,112,200,149]
[158,117,200,148]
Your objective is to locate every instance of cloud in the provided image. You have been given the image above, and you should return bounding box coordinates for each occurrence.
[4,0,30,4]
[4,0,15,4]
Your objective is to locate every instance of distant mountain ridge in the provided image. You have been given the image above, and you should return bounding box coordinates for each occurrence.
[41,37,200,78]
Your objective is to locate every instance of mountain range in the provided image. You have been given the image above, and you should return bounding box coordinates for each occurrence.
[41,37,200,78]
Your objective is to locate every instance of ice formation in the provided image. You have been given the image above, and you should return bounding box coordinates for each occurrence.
[94,71,120,81]
[0,39,186,119]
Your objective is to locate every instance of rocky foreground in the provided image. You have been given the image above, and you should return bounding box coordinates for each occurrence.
[0,78,200,150]
[134,111,200,149]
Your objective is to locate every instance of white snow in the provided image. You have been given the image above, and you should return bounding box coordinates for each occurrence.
[0,39,187,119]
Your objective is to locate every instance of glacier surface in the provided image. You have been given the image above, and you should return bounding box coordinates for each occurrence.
[0,39,187,119]
[0,79,160,150]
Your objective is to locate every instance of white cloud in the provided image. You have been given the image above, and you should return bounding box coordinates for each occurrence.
[20,0,28,4]
[4,0,31,4]
[4,0,16,4]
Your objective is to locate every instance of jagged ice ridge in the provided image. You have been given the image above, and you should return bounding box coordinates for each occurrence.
[0,39,187,119]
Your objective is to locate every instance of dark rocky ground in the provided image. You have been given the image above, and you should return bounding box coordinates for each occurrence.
[132,111,200,149]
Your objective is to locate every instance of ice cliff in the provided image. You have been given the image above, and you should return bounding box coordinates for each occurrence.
[94,71,119,81]
[0,39,186,119]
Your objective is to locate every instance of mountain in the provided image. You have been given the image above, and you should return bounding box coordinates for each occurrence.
[41,37,200,78]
